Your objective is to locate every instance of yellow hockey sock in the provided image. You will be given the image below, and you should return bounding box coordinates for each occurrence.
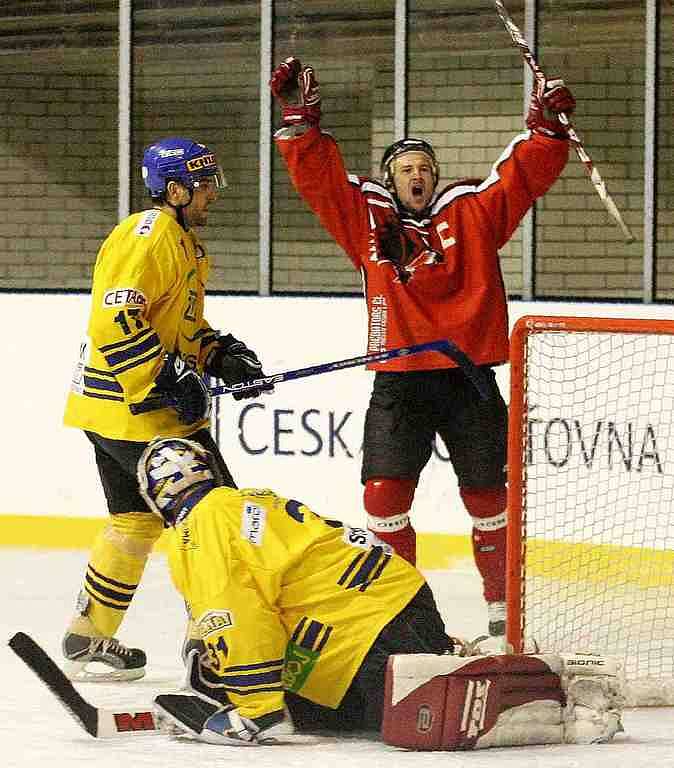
[69,512,163,638]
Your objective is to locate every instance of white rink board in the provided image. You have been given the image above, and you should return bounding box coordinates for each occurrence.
[1,293,671,535]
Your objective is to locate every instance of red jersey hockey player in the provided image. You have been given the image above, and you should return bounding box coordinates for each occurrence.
[270,57,575,641]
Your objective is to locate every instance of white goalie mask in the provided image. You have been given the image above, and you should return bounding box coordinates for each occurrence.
[137,438,218,525]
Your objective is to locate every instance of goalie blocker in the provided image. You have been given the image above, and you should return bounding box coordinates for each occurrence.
[382,652,624,750]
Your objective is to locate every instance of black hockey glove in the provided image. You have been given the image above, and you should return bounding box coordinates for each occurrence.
[205,333,274,401]
[155,353,212,425]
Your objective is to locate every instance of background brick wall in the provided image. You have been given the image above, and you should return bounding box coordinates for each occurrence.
[131,42,262,292]
[0,2,671,300]
[0,50,119,289]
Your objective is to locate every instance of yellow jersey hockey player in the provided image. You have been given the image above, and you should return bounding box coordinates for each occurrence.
[139,438,625,751]
[137,437,454,744]
[61,138,272,682]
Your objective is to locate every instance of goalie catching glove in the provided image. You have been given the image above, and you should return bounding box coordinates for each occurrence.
[382,651,624,750]
[526,77,576,139]
[269,56,321,128]
[205,333,273,400]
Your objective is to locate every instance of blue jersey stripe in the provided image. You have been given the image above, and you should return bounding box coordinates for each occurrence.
[104,332,161,367]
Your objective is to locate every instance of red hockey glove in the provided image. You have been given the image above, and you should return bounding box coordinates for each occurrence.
[269,56,301,101]
[270,57,321,127]
[526,77,576,139]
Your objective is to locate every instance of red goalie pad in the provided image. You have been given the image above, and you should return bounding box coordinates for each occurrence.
[381,653,564,750]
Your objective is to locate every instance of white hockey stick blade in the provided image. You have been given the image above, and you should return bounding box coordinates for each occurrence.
[8,632,159,738]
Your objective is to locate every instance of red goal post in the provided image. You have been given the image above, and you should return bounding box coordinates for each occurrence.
[506,315,674,706]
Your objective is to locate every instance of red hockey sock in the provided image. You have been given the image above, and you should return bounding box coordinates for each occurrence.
[374,526,417,566]
[364,477,417,565]
[460,486,507,603]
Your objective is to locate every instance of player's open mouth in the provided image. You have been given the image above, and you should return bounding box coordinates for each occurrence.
[411,183,424,197]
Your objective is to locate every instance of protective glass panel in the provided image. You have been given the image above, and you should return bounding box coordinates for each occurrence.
[536,0,645,299]
[131,1,260,291]
[656,3,673,301]
[408,0,526,296]
[0,1,119,290]
[271,1,395,294]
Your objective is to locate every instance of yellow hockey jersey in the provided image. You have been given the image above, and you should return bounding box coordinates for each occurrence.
[166,487,426,721]
[64,209,218,441]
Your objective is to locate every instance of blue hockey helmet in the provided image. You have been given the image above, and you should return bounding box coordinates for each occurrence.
[141,137,227,198]
[380,137,439,190]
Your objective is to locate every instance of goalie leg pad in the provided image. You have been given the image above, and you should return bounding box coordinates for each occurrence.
[561,655,625,744]
[382,652,625,750]
[382,653,565,750]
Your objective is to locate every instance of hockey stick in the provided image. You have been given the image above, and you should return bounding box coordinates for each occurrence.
[493,0,635,243]
[8,632,159,738]
[129,337,491,415]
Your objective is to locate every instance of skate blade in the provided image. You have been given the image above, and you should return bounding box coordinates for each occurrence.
[63,658,146,683]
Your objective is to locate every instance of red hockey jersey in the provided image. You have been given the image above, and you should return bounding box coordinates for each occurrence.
[275,127,568,372]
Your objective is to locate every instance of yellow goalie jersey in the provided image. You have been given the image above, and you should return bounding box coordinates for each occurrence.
[167,487,426,721]
[64,209,218,441]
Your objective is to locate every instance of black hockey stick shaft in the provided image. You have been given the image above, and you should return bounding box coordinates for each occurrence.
[493,0,635,243]
[130,337,491,415]
[9,631,98,736]
[8,632,158,738]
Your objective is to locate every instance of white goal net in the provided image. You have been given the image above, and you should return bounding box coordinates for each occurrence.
[507,316,674,706]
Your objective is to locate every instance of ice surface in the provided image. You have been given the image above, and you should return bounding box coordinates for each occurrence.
[2,549,673,768]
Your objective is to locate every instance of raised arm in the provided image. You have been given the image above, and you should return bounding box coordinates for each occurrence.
[270,57,369,267]
[458,78,575,248]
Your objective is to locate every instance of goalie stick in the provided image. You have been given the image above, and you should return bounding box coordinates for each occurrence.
[130,337,491,415]
[493,0,635,243]
[8,632,159,738]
